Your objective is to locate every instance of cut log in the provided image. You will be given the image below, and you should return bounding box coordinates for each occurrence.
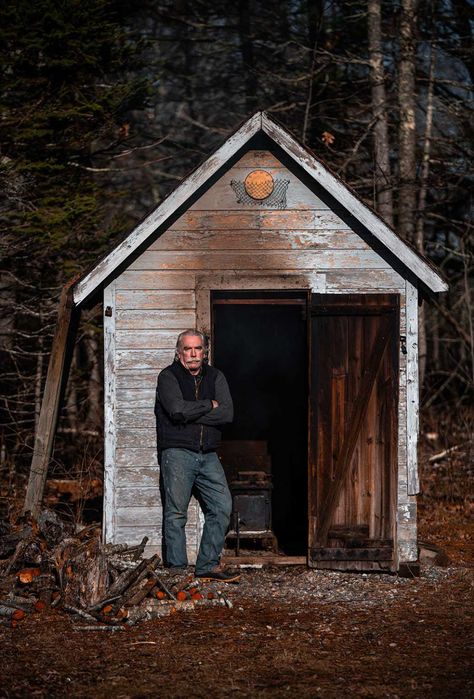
[17,568,41,584]
[124,578,156,607]
[0,605,25,620]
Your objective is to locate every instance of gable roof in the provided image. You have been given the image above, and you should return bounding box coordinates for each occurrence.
[73,111,447,305]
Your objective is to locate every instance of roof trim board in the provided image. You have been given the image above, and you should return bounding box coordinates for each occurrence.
[73,112,262,305]
[72,111,447,305]
[261,114,447,293]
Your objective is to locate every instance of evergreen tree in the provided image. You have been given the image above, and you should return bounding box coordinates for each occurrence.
[0,0,149,475]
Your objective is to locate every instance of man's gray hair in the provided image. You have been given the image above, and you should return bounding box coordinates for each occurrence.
[174,329,209,360]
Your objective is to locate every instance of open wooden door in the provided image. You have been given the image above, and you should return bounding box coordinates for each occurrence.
[309,294,398,571]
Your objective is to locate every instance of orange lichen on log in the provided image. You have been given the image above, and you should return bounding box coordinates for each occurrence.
[176,591,188,601]
[155,590,166,599]
[191,592,203,601]
[12,609,25,621]
[102,605,113,615]
[34,601,46,613]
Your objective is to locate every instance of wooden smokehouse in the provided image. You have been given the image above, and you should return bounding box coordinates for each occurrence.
[27,112,447,572]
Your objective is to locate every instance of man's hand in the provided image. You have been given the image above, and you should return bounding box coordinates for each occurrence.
[211,400,219,409]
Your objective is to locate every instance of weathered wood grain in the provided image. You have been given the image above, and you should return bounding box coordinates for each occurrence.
[149,229,368,251]
[117,329,178,350]
[117,408,156,429]
[325,270,405,292]
[116,448,158,469]
[116,467,159,487]
[116,507,162,527]
[116,371,160,389]
[115,290,195,310]
[169,209,346,231]
[116,429,156,449]
[116,388,155,408]
[103,281,116,544]
[116,349,173,371]
[116,487,161,508]
[406,281,420,495]
[116,271,196,290]
[129,250,391,271]
[116,500,200,529]
[116,310,195,330]
[117,388,156,408]
[235,150,283,168]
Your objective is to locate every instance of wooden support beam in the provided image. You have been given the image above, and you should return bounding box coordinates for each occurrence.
[24,285,79,517]
[315,315,392,546]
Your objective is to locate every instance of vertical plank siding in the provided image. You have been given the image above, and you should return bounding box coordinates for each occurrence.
[106,150,415,566]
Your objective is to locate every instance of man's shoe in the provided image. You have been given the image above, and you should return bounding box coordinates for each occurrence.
[195,567,241,584]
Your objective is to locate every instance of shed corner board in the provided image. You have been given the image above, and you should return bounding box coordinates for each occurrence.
[406,281,420,496]
[103,281,117,543]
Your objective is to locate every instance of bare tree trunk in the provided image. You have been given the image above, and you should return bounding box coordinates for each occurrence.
[398,0,418,243]
[368,0,394,226]
[415,42,436,389]
[302,0,324,145]
[238,0,258,113]
[416,44,435,252]
[84,327,101,431]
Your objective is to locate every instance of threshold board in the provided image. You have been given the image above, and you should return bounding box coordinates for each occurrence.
[222,555,306,566]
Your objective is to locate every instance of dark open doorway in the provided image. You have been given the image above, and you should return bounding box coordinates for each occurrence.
[212,290,308,555]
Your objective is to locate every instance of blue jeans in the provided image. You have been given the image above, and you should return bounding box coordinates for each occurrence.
[160,448,232,575]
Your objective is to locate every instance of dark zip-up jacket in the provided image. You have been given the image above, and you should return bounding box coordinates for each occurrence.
[155,361,233,453]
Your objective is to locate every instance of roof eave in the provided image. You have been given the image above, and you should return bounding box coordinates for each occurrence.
[72,109,448,304]
[261,113,447,294]
[72,111,263,306]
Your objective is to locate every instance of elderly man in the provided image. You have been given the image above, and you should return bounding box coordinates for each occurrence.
[155,329,239,583]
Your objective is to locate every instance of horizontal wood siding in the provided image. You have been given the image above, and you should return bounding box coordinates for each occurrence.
[109,150,409,565]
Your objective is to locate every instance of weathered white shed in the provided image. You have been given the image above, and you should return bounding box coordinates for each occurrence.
[27,112,447,573]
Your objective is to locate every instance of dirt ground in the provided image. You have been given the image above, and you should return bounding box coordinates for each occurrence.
[0,499,472,699]
[1,429,473,699]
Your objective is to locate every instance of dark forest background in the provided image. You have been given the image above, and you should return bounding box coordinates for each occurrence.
[0,0,472,501]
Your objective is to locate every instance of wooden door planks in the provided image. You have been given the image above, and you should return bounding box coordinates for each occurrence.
[315,313,393,546]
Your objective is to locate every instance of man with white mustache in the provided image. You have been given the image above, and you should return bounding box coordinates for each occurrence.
[155,329,240,583]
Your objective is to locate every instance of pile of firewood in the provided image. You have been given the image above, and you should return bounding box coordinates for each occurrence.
[0,510,231,630]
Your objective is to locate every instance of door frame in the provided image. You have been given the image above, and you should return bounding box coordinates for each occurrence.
[196,273,322,562]
[195,273,325,360]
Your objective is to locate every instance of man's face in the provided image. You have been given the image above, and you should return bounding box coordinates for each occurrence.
[177,334,205,375]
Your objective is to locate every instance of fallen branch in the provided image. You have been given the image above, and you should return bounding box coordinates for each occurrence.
[428,442,469,463]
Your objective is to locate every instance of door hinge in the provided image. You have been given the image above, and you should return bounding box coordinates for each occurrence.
[400,335,407,355]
